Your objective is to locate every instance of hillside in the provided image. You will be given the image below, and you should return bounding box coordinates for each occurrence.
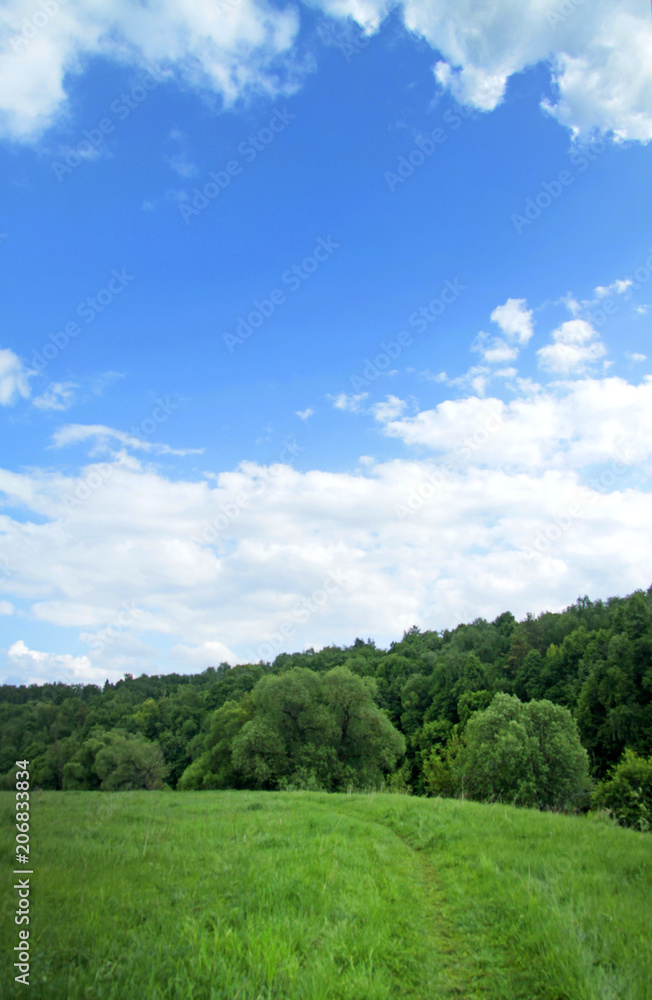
[1,790,650,1000]
[1,587,651,801]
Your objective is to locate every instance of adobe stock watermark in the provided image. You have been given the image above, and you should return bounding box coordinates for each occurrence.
[192,437,305,549]
[524,448,636,559]
[223,237,340,352]
[395,411,504,518]
[83,602,143,654]
[215,0,241,14]
[511,130,618,235]
[345,277,466,392]
[129,396,182,441]
[7,0,70,55]
[244,569,345,663]
[60,397,183,521]
[28,268,135,374]
[60,463,115,521]
[384,105,476,192]
[180,107,296,224]
[51,72,163,182]
[0,554,13,584]
[547,0,587,28]
[582,247,652,330]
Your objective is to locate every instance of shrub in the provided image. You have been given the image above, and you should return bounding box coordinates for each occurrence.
[592,750,652,831]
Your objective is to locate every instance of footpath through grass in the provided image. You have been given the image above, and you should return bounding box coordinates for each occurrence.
[0,791,650,1000]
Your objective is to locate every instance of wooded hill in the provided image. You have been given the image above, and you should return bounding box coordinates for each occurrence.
[1,586,651,815]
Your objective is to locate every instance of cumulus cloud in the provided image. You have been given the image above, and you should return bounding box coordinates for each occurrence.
[374,376,652,470]
[0,347,32,405]
[537,319,606,374]
[408,0,652,141]
[0,0,300,140]
[371,395,406,422]
[0,370,651,684]
[5,639,101,685]
[2,0,652,143]
[296,407,314,420]
[490,298,534,345]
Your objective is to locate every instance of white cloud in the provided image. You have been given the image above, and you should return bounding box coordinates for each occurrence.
[51,423,204,457]
[541,8,652,142]
[296,407,314,420]
[5,639,102,685]
[33,381,78,411]
[0,347,32,405]
[626,352,647,363]
[371,395,406,422]
[429,362,524,397]
[165,130,197,177]
[0,371,651,683]
[0,0,300,141]
[595,278,633,298]
[374,376,652,471]
[2,0,652,143]
[472,332,519,365]
[420,0,652,140]
[0,600,14,615]
[169,640,241,668]
[537,319,606,374]
[562,293,582,317]
[329,392,369,412]
[165,153,197,178]
[322,0,652,142]
[491,298,534,345]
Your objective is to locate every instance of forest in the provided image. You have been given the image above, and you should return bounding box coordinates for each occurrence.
[2,586,651,829]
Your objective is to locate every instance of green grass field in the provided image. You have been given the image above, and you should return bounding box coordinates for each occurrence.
[1,791,651,1000]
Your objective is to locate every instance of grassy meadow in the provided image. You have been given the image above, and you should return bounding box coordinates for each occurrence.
[1,791,651,1000]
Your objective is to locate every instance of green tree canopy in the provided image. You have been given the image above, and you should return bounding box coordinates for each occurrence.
[453,693,589,809]
[231,666,405,790]
[63,729,168,791]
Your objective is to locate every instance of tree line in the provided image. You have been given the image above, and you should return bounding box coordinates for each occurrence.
[1,586,651,829]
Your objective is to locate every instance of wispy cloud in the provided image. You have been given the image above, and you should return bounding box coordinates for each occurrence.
[51,424,204,457]
[0,347,32,405]
[33,381,79,412]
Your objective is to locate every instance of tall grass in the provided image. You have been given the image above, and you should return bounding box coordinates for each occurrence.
[0,791,649,999]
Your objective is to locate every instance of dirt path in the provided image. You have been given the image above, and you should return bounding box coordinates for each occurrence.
[309,797,505,999]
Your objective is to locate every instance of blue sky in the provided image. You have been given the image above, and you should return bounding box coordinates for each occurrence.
[1,0,651,684]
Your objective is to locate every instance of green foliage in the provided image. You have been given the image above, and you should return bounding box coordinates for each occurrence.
[230,667,405,790]
[62,729,168,790]
[178,697,253,789]
[593,749,652,831]
[421,724,461,797]
[0,586,650,804]
[93,731,168,790]
[453,694,590,809]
